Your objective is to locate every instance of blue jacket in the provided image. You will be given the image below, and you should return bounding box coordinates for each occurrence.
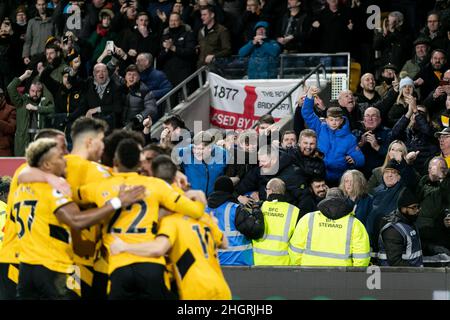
[206,201,253,266]
[352,194,373,227]
[238,39,281,79]
[178,144,229,196]
[301,96,365,182]
[139,67,173,100]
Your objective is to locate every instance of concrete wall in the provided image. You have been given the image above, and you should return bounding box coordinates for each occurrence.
[222,267,450,300]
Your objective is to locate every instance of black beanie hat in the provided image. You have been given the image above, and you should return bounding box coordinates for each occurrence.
[384,159,402,173]
[397,188,418,209]
[214,176,234,194]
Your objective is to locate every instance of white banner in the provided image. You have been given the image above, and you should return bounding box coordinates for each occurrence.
[208,73,301,130]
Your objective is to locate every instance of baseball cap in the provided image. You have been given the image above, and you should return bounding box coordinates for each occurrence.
[435,127,450,138]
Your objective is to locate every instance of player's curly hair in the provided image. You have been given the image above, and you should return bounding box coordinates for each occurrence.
[25,138,57,168]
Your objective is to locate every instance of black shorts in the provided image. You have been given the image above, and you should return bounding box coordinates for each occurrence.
[109,263,175,300]
[0,263,18,300]
[77,266,108,300]
[16,263,80,300]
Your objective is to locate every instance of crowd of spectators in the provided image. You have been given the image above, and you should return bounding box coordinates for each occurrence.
[1,0,450,265]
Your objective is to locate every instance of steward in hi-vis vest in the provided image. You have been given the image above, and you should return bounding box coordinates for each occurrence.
[206,176,254,266]
[378,188,423,267]
[253,178,300,265]
[289,187,370,267]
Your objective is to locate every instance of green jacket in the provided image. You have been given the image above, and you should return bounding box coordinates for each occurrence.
[7,77,54,156]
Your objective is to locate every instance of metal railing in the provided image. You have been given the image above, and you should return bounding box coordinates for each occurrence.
[155,65,209,114]
[213,52,349,81]
[251,63,327,129]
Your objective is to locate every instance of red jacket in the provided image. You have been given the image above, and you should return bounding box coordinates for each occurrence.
[0,100,16,156]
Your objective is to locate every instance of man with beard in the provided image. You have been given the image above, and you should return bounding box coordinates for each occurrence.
[7,69,54,156]
[288,129,326,185]
[158,12,196,88]
[297,178,328,219]
[415,49,449,100]
[377,188,423,267]
[356,73,381,111]
[42,44,68,84]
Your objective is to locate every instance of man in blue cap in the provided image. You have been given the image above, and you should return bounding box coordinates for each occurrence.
[238,21,281,79]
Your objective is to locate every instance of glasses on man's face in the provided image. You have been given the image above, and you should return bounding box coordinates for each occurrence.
[364,115,379,119]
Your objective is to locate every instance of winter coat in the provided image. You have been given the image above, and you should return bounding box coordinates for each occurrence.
[197,23,232,68]
[238,38,281,79]
[139,67,173,101]
[236,150,306,206]
[177,144,229,196]
[287,147,326,181]
[7,77,54,156]
[0,100,16,156]
[353,125,392,179]
[366,161,418,247]
[301,96,365,182]
[22,15,55,58]
[108,67,158,124]
[84,78,122,129]
[352,194,373,227]
[158,25,197,87]
[416,174,450,252]
[391,113,440,175]
[39,65,86,133]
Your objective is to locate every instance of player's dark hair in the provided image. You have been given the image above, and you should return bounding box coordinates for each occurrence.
[103,129,145,167]
[163,114,186,130]
[70,117,108,142]
[152,155,177,184]
[116,139,141,170]
[142,143,169,155]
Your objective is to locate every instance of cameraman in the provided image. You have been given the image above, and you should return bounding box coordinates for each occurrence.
[108,59,157,131]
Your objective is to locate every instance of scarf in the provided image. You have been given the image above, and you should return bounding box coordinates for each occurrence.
[96,24,109,37]
[94,78,110,99]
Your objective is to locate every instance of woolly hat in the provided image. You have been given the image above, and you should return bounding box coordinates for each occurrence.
[397,188,418,209]
[384,159,402,173]
[399,76,414,91]
[254,21,269,30]
[99,8,114,20]
[213,176,234,194]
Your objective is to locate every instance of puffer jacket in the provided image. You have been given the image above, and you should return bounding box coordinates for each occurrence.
[238,38,280,79]
[301,96,365,182]
[177,144,229,196]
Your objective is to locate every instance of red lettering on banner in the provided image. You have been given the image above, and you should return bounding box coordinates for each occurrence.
[210,107,279,130]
